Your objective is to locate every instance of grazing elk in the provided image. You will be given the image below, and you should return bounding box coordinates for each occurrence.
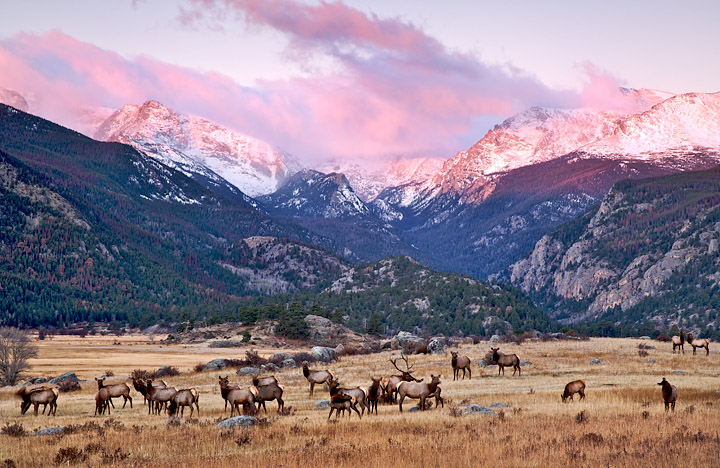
[451,351,472,380]
[17,386,58,417]
[145,379,177,415]
[685,333,710,356]
[219,377,257,416]
[328,377,366,416]
[328,392,358,419]
[658,377,677,412]
[252,375,279,387]
[366,377,382,415]
[96,377,132,409]
[561,380,586,402]
[167,388,200,418]
[491,347,521,376]
[94,387,112,416]
[254,380,285,414]
[302,361,335,396]
[132,376,166,407]
[382,354,423,403]
[397,374,441,412]
[671,331,685,354]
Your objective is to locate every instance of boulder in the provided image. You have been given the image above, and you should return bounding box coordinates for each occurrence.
[490,335,501,343]
[236,367,261,376]
[589,359,602,365]
[217,416,258,429]
[427,337,447,355]
[647,359,656,363]
[310,346,337,362]
[261,363,281,372]
[202,359,228,371]
[490,402,511,408]
[22,377,48,386]
[380,341,392,350]
[315,400,330,410]
[49,372,80,385]
[304,315,342,345]
[465,404,495,415]
[408,406,420,412]
[672,370,686,375]
[270,353,293,362]
[519,361,533,367]
[31,427,67,437]
[281,359,297,368]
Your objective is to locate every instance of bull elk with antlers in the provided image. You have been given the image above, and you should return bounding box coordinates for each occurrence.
[382,354,423,403]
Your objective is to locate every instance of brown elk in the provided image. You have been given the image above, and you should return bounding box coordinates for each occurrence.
[561,380,586,402]
[132,377,167,407]
[685,333,710,356]
[167,388,200,418]
[145,379,178,415]
[671,331,685,354]
[396,374,441,412]
[328,377,366,416]
[366,377,382,415]
[252,375,279,387]
[491,347,521,376]
[254,381,285,413]
[302,361,334,395]
[451,351,472,380]
[382,354,423,403]
[94,387,112,416]
[17,386,58,416]
[658,377,677,412]
[96,377,132,409]
[219,377,257,416]
[218,376,240,414]
[328,392,358,419]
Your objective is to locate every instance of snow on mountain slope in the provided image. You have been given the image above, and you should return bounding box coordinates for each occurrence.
[319,157,445,201]
[94,100,301,197]
[0,88,29,112]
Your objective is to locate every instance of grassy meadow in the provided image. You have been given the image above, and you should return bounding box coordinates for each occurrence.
[1,336,719,467]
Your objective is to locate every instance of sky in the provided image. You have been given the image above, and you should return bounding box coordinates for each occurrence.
[1,0,719,164]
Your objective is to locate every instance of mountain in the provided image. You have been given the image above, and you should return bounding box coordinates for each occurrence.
[510,166,720,336]
[259,170,419,262]
[0,104,343,328]
[0,88,29,112]
[94,100,301,197]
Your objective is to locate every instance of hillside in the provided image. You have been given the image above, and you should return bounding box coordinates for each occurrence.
[511,165,720,337]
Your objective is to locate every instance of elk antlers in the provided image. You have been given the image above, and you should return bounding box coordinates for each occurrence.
[390,353,415,376]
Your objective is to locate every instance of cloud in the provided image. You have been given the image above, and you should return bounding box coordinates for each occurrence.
[0,2,623,163]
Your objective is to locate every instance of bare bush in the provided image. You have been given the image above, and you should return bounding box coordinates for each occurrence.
[58,380,82,393]
[638,349,649,357]
[54,447,86,465]
[245,350,267,366]
[0,328,38,385]
[152,366,179,378]
[1,423,26,438]
[656,334,672,342]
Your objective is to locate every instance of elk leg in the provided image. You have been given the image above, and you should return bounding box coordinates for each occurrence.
[277,398,284,413]
[468,367,472,380]
[309,382,315,395]
[398,395,405,412]
[420,396,426,411]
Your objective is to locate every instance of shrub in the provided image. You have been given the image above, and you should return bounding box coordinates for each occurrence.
[291,352,315,365]
[1,423,26,437]
[244,350,267,367]
[152,366,179,378]
[656,334,672,342]
[54,447,86,465]
[58,380,82,393]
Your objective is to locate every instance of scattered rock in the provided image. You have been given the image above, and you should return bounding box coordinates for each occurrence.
[427,337,447,355]
[21,377,48,386]
[589,359,602,365]
[465,404,496,415]
[639,336,651,340]
[270,352,293,362]
[380,341,392,350]
[49,372,81,385]
[310,346,337,362]
[314,401,330,410]
[490,402,511,408]
[519,361,532,366]
[304,315,344,345]
[261,363,280,372]
[391,331,425,349]
[216,416,257,429]
[236,367,261,376]
[408,406,420,412]
[672,370,686,375]
[201,359,228,371]
[31,427,67,436]
[647,359,656,363]
[281,359,297,368]
[490,335,501,343]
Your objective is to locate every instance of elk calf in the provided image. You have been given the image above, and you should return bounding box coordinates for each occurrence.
[328,378,366,416]
[328,392,360,419]
[491,347,521,376]
[94,388,111,416]
[561,380,586,402]
[658,378,677,413]
[451,351,472,380]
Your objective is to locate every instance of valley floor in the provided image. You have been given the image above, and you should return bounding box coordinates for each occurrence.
[0,337,718,467]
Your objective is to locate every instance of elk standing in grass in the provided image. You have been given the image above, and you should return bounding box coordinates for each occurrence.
[167,388,200,418]
[382,354,423,403]
[302,361,334,396]
[146,379,177,415]
[561,380,586,402]
[94,387,111,416]
[17,386,58,416]
[254,380,285,414]
[366,377,381,415]
[397,374,441,412]
[491,347,521,376]
[328,392,358,419]
[132,375,166,407]
[658,377,677,412]
[219,376,257,416]
[451,351,472,380]
[685,333,710,356]
[328,377,366,416]
[218,376,240,414]
[96,377,132,409]
[672,331,685,354]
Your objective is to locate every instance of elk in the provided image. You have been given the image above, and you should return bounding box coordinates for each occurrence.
[382,354,423,403]
[145,379,177,415]
[219,376,257,416]
[451,351,472,380]
[561,380,586,402]
[366,377,382,415]
[397,374,441,412]
[94,387,111,416]
[96,377,132,409]
[328,392,357,419]
[685,333,710,356]
[254,381,285,414]
[671,331,685,354]
[252,375,279,387]
[132,377,166,407]
[328,377,366,416]
[302,361,334,395]
[167,388,200,418]
[491,347,521,376]
[17,386,58,416]
[658,377,677,412]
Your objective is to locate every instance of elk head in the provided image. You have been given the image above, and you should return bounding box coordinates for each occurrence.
[390,353,423,382]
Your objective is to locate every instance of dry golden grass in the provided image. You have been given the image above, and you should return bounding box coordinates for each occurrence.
[1,337,718,467]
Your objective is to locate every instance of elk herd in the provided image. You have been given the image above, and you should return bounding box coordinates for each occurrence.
[13,336,710,420]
